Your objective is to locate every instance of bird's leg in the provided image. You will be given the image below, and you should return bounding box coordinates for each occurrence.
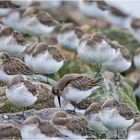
[116,130,119,139]
[38,36,41,42]
[21,107,26,119]
[66,109,76,115]
[66,102,76,115]
[95,63,102,78]
[114,72,121,85]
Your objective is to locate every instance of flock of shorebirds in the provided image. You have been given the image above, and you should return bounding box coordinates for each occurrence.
[0,0,140,140]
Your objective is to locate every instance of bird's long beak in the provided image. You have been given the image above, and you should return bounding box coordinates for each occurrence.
[57,96,61,107]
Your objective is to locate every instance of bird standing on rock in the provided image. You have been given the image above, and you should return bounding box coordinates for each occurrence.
[24,42,64,74]
[52,73,102,113]
[6,75,38,118]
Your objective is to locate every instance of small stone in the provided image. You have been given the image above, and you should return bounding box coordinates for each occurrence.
[3,114,9,120]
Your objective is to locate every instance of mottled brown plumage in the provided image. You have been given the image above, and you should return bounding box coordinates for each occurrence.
[117,103,134,120]
[32,43,49,57]
[97,1,108,11]
[25,43,64,62]
[48,46,64,62]
[83,0,95,4]
[52,111,94,136]
[23,116,64,137]
[84,102,101,116]
[52,74,102,94]
[37,11,58,26]
[100,99,119,110]
[101,99,134,120]
[71,98,93,110]
[109,40,120,50]
[7,75,24,88]
[86,32,104,47]
[110,6,128,17]
[60,23,84,39]
[119,46,132,60]
[0,124,21,139]
[7,75,38,96]
[13,32,25,45]
[0,27,14,37]
[70,76,102,90]
[0,1,20,8]
[80,34,91,44]
[0,52,33,75]
[24,43,38,55]
[23,7,38,17]
[131,18,140,29]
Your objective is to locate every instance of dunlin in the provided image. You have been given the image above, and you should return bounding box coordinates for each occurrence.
[133,47,140,70]
[78,32,117,64]
[21,116,66,140]
[102,41,132,74]
[78,0,108,18]
[0,124,21,139]
[57,23,84,52]
[129,17,140,43]
[133,78,140,110]
[52,111,95,139]
[1,8,26,33]
[128,122,140,140]
[99,99,134,131]
[6,75,38,117]
[85,102,108,135]
[24,42,64,74]
[104,2,129,28]
[0,1,19,16]
[0,27,27,58]
[52,73,102,111]
[22,7,59,38]
[0,52,33,83]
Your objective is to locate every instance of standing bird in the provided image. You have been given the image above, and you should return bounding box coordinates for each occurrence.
[22,7,59,41]
[21,116,66,140]
[99,99,134,133]
[104,1,130,28]
[102,41,132,81]
[52,73,102,113]
[52,111,96,139]
[0,52,34,83]
[78,32,117,73]
[24,42,64,74]
[84,102,108,136]
[6,75,38,117]
[0,27,27,58]
[57,23,84,53]
[78,0,108,19]
[0,8,26,34]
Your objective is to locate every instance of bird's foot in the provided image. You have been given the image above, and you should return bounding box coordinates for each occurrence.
[66,109,76,115]
[16,113,26,120]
